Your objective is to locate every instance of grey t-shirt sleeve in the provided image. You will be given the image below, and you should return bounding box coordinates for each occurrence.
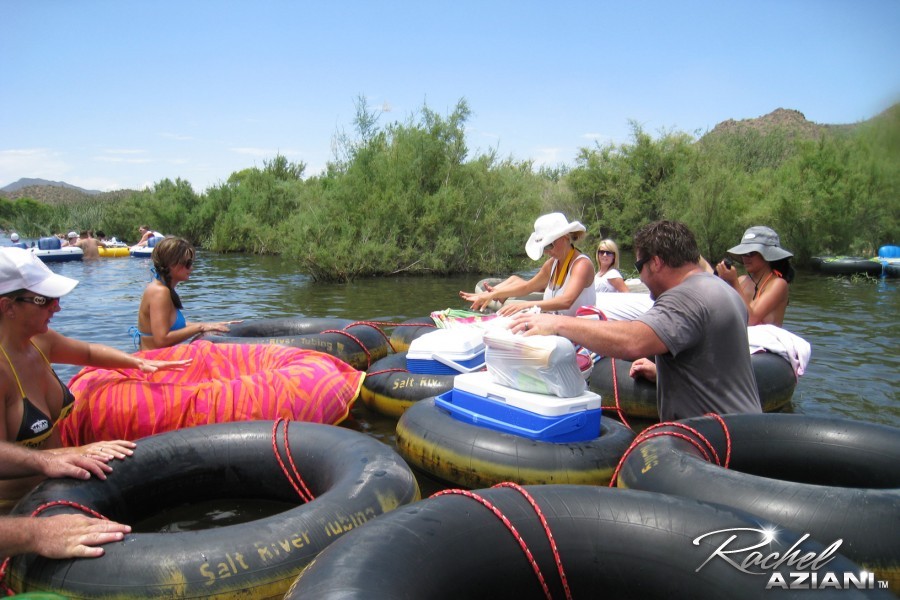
[636,283,708,357]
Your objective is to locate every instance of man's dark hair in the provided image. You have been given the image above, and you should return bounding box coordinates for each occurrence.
[633,220,700,269]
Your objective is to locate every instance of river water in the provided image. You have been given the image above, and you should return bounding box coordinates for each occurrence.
[16,249,896,572]
[42,252,898,436]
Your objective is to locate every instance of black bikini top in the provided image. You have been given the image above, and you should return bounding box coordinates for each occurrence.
[0,342,76,447]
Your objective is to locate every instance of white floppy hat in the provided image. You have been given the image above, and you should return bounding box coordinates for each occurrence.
[0,247,79,297]
[727,226,793,261]
[67,231,79,239]
[525,213,586,260]
[10,233,19,242]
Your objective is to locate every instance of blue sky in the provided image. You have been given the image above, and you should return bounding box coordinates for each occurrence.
[2,1,898,193]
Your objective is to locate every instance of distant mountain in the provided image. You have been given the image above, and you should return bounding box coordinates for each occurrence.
[1,178,101,195]
[1,104,893,206]
[0,179,139,205]
[700,107,858,142]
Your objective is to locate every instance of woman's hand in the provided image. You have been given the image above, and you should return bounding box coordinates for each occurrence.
[78,440,136,462]
[200,320,243,335]
[496,301,531,317]
[459,290,494,312]
[39,450,117,481]
[48,440,135,479]
[134,358,192,373]
[715,260,738,285]
[629,358,657,382]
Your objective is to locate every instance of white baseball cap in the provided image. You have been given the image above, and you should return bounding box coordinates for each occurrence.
[67,231,79,239]
[0,247,79,297]
[10,233,19,242]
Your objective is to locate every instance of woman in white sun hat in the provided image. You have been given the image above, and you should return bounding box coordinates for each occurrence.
[460,212,596,316]
[0,248,190,509]
[715,225,795,326]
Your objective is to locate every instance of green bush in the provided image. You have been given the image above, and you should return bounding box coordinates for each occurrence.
[7,99,897,276]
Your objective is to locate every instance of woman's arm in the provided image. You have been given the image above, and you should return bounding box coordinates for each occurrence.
[717,262,788,325]
[142,285,238,348]
[0,440,116,481]
[607,269,630,293]
[146,285,196,348]
[746,277,789,325]
[502,256,594,315]
[461,262,552,312]
[38,329,190,373]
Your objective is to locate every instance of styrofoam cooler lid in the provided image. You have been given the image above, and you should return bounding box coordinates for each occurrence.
[453,371,600,416]
[408,327,485,357]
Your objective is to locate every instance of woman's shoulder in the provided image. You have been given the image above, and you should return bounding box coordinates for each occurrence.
[762,275,790,296]
[32,328,66,356]
[594,267,622,279]
[142,281,172,301]
[573,253,595,267]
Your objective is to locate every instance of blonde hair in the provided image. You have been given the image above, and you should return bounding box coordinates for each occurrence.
[596,239,620,270]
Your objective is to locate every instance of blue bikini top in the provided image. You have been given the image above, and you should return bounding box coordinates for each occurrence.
[130,309,187,349]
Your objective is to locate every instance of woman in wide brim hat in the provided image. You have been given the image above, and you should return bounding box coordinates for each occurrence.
[715,226,795,327]
[0,247,190,509]
[459,212,596,316]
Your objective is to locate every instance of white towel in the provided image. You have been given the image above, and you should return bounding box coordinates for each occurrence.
[747,324,812,378]
[587,293,654,321]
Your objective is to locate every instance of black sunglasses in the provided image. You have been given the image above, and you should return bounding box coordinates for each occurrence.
[15,294,59,307]
[634,255,652,274]
[597,250,615,257]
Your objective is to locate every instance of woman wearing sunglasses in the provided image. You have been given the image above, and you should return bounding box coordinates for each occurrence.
[594,239,629,293]
[134,237,239,351]
[0,247,190,509]
[460,213,596,316]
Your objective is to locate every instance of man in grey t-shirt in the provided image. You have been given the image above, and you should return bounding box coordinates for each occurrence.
[510,220,761,421]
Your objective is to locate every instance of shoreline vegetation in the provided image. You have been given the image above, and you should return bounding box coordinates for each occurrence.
[2,98,898,282]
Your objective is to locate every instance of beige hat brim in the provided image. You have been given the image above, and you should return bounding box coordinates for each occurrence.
[525,222,586,261]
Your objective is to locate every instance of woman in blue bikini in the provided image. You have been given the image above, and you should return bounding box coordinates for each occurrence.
[134,237,239,351]
[0,248,190,509]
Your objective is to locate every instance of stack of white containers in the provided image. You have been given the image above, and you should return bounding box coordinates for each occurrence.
[434,329,602,443]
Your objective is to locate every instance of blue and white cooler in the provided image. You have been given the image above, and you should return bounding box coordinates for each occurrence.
[435,370,602,443]
[406,328,486,375]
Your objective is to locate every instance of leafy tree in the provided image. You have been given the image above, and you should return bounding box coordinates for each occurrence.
[5,98,895,277]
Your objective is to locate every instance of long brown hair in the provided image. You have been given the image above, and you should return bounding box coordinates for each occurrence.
[151,237,194,310]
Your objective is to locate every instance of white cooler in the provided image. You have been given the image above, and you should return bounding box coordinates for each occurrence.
[406,328,486,375]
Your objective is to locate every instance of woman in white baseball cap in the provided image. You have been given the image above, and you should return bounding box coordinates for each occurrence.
[715,226,795,326]
[0,248,190,508]
[459,212,596,316]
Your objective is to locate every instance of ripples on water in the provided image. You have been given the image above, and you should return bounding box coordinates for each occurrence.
[785,276,899,426]
[46,253,898,429]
